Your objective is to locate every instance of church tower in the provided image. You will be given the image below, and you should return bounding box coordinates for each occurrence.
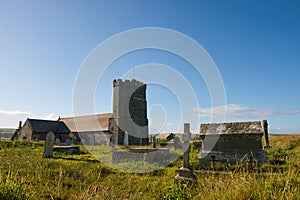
[112,79,149,145]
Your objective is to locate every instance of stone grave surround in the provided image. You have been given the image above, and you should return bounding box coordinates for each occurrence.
[112,148,169,163]
[199,121,268,166]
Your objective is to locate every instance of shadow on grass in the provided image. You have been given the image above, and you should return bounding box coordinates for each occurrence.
[53,155,100,163]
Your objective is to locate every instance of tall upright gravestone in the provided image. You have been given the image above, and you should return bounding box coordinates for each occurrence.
[153,136,157,148]
[124,131,129,147]
[44,132,55,158]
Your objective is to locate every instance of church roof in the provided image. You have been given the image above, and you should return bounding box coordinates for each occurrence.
[58,113,113,132]
[200,121,263,135]
[27,119,70,133]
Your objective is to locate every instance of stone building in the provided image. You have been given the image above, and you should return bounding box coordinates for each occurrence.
[58,113,113,145]
[12,79,149,146]
[199,121,268,166]
[12,118,71,142]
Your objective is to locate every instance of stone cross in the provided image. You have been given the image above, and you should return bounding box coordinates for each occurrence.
[43,132,55,158]
[124,131,129,147]
[175,123,196,182]
[183,123,191,168]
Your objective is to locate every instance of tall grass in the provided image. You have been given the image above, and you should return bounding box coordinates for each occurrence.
[0,135,299,200]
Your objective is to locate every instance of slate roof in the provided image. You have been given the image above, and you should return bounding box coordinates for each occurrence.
[200,121,263,135]
[58,113,113,133]
[27,119,70,133]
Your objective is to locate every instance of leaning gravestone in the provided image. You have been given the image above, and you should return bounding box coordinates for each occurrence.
[44,132,55,158]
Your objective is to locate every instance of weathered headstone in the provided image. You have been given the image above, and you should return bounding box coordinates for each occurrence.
[43,132,55,158]
[124,131,129,147]
[55,138,60,146]
[182,126,191,168]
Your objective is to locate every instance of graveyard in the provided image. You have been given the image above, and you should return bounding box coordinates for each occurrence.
[2,78,300,199]
[0,134,299,200]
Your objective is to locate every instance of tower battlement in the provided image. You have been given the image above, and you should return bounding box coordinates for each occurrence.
[113,79,145,87]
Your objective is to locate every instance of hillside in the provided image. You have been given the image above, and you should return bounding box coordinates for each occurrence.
[0,128,15,139]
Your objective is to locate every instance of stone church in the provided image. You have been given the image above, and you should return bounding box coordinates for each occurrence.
[12,79,149,146]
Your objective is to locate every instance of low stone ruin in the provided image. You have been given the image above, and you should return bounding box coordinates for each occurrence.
[199,121,268,166]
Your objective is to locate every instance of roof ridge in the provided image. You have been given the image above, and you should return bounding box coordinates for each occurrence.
[59,112,113,120]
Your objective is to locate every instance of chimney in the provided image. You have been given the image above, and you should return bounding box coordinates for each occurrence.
[18,121,22,130]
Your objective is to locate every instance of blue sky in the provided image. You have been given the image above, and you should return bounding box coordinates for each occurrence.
[0,0,299,134]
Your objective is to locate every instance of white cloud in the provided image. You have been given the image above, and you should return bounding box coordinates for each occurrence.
[193,104,299,119]
[0,110,33,116]
[44,113,56,120]
[0,109,57,128]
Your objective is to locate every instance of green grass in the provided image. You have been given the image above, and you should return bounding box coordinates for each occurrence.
[0,135,299,200]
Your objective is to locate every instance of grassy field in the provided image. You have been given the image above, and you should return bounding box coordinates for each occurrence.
[0,135,299,200]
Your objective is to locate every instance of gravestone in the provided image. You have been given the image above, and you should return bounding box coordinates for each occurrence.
[153,136,157,148]
[175,123,196,182]
[65,139,71,146]
[55,138,60,146]
[43,132,55,158]
[111,135,115,149]
[182,126,191,168]
[124,131,129,147]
